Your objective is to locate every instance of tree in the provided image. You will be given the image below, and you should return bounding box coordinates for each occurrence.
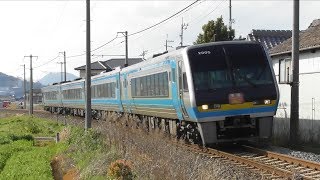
[194,16,235,44]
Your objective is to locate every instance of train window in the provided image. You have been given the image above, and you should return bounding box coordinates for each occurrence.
[136,78,141,96]
[183,73,188,91]
[131,71,169,97]
[91,82,116,99]
[154,73,160,96]
[163,72,169,96]
[147,76,151,96]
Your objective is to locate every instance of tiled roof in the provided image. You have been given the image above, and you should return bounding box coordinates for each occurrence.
[102,58,143,69]
[270,19,320,56]
[74,58,143,71]
[74,61,106,70]
[247,29,292,50]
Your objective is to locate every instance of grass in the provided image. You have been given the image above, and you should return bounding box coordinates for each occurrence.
[0,113,126,180]
[63,126,122,179]
[0,115,65,180]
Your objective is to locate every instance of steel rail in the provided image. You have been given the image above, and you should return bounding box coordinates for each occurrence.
[173,142,316,180]
[242,145,320,171]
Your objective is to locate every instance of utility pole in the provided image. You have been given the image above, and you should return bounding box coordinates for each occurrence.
[117,31,128,67]
[59,51,67,81]
[229,0,232,30]
[57,62,64,82]
[85,0,92,130]
[21,64,26,109]
[290,0,300,145]
[165,34,174,51]
[24,55,37,115]
[228,0,235,40]
[180,17,188,46]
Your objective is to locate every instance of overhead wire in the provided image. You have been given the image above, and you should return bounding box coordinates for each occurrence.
[128,0,200,37]
[33,0,211,70]
[33,55,60,69]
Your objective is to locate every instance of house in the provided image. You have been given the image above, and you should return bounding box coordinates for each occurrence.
[74,58,143,78]
[247,29,292,50]
[269,19,320,144]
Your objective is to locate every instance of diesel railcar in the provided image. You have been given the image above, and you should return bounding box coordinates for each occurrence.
[42,41,279,145]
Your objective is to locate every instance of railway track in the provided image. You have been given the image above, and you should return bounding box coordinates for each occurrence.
[173,142,320,180]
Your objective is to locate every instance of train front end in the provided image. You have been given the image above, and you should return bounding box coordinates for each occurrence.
[184,42,279,145]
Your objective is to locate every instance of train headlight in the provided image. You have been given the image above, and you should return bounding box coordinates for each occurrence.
[264,99,271,105]
[202,104,209,110]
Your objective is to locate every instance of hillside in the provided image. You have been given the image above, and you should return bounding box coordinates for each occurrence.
[0,72,42,98]
[38,72,78,86]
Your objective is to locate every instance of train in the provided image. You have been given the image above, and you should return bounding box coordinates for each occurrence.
[42,41,279,145]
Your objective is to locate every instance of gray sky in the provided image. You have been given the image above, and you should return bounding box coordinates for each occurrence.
[1,0,319,81]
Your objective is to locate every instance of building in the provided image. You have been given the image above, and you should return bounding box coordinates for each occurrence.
[247,29,292,50]
[26,88,43,104]
[74,58,143,78]
[269,19,320,144]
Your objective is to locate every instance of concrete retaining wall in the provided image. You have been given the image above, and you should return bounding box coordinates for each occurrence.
[273,117,320,145]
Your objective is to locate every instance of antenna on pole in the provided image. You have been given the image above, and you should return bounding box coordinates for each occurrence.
[180,17,188,46]
[139,50,148,60]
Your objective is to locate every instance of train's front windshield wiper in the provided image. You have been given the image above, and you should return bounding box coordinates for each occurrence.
[234,69,257,88]
[222,46,257,88]
[222,47,236,88]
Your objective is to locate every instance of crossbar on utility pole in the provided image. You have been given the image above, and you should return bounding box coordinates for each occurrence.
[63,51,66,81]
[290,0,300,145]
[24,55,38,115]
[165,34,174,51]
[59,51,67,82]
[85,0,92,130]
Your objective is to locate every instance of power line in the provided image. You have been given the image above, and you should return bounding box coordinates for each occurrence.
[32,1,203,67]
[128,0,200,37]
[91,34,119,52]
[188,0,228,26]
[33,55,60,69]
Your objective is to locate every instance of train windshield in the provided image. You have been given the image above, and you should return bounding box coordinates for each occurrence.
[187,43,277,105]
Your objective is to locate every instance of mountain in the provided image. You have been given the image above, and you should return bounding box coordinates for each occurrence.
[38,72,78,86]
[0,72,43,98]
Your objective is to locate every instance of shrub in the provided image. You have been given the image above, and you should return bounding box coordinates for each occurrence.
[107,159,134,180]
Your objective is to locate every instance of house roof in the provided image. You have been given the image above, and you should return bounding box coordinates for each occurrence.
[270,19,320,56]
[74,61,107,70]
[102,58,143,69]
[247,29,292,50]
[74,58,143,71]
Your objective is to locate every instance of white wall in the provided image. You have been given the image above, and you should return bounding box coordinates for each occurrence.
[272,50,320,120]
[272,50,320,143]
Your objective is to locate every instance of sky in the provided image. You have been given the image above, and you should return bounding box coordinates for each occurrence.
[1,0,319,82]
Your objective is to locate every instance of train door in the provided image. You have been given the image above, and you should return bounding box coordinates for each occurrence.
[116,73,123,112]
[178,60,189,119]
[120,73,131,113]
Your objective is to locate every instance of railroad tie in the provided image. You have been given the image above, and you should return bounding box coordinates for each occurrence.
[299,168,312,174]
[304,171,320,176]
[252,155,266,159]
[264,159,278,163]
